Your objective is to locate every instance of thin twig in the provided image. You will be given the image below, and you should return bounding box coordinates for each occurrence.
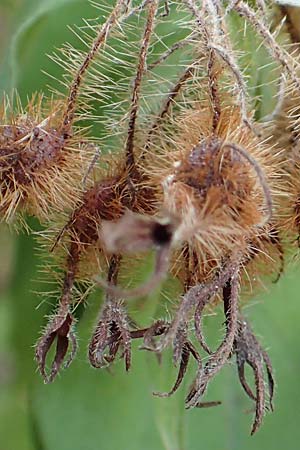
[209,43,251,129]
[185,0,252,129]
[82,145,101,188]
[125,0,159,173]
[234,1,300,91]
[61,0,129,133]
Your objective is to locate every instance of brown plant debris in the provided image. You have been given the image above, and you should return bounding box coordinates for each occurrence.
[5,0,297,435]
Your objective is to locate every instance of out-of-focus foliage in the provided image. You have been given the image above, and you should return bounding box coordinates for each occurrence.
[0,1,300,449]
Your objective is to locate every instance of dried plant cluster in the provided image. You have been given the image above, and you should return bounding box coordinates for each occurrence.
[1,0,300,435]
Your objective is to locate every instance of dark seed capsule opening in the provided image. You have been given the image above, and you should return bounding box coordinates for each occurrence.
[151,222,173,246]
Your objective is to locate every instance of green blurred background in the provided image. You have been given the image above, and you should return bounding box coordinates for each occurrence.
[0,1,299,449]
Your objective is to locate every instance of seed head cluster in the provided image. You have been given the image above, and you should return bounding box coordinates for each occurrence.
[2,0,300,436]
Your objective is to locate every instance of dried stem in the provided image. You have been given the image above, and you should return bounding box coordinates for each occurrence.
[147,31,199,70]
[61,0,129,133]
[125,0,158,173]
[185,0,222,131]
[82,145,101,188]
[209,43,251,129]
[207,48,221,133]
[270,228,284,283]
[234,1,300,91]
[142,63,197,155]
[185,0,251,129]
[261,73,286,123]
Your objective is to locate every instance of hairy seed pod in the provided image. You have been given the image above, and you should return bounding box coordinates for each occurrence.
[36,148,159,382]
[0,94,94,224]
[21,0,298,435]
[143,98,281,287]
[0,0,133,226]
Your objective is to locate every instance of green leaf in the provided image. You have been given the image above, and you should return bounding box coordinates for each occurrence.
[9,0,99,97]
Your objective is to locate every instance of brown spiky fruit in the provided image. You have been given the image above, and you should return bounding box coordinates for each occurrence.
[0,93,94,224]
[21,0,297,435]
[143,95,280,280]
[35,157,158,383]
[0,0,132,226]
[35,0,161,382]
[262,8,300,248]
[97,51,283,431]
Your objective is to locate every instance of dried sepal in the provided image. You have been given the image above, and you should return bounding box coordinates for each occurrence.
[234,315,275,435]
[185,272,240,408]
[88,254,132,371]
[148,254,243,354]
[35,244,80,382]
[194,294,213,355]
[132,319,221,406]
[138,319,169,351]
[153,333,201,399]
[35,305,77,384]
[89,300,132,371]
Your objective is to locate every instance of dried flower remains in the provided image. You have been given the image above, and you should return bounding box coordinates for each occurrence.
[3,0,300,436]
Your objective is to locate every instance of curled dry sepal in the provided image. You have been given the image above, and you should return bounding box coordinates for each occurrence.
[3,0,300,437]
[94,213,275,434]
[233,316,275,435]
[35,307,77,384]
[88,300,132,371]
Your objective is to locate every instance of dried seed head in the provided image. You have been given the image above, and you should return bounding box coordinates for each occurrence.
[36,153,159,380]
[144,101,278,283]
[26,1,294,434]
[0,0,138,226]
[0,94,94,224]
